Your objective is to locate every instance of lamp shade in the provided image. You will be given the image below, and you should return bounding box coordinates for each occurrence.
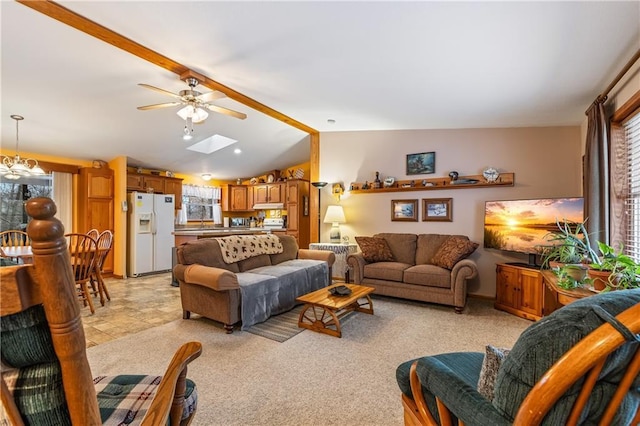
[323,205,346,224]
[177,105,209,123]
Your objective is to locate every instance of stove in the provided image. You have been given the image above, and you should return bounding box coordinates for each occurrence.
[263,218,285,229]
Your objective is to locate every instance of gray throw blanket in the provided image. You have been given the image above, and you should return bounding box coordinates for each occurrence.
[237,260,329,330]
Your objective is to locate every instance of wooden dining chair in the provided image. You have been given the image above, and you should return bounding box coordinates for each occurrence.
[91,229,113,305]
[0,230,31,264]
[86,228,100,240]
[65,232,99,314]
[1,197,202,425]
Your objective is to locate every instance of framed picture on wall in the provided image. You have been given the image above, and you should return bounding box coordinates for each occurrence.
[391,199,418,222]
[422,198,452,222]
[406,152,435,175]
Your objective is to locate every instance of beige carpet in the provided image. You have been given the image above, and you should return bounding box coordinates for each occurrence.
[86,296,531,426]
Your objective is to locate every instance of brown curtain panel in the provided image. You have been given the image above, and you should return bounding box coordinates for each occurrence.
[583,99,609,247]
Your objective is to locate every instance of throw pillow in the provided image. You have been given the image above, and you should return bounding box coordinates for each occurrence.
[355,236,395,263]
[477,345,511,401]
[431,236,478,269]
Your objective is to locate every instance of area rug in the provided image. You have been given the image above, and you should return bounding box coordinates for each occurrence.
[86,297,532,425]
[245,305,305,342]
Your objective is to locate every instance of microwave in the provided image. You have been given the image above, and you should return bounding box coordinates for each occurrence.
[230,218,249,227]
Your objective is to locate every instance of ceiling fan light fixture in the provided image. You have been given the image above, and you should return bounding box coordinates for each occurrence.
[177,105,208,123]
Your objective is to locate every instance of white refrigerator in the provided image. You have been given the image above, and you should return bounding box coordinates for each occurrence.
[128,192,175,277]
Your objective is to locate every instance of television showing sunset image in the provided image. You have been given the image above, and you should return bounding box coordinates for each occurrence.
[484,197,584,255]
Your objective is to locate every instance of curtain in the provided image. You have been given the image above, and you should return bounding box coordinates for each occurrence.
[212,186,222,225]
[51,171,73,233]
[583,99,609,247]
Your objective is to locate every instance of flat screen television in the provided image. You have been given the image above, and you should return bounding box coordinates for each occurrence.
[484,197,584,267]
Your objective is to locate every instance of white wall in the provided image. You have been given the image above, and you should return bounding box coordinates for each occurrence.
[319,126,581,298]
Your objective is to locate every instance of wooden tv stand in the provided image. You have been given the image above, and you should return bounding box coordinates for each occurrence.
[495,263,596,321]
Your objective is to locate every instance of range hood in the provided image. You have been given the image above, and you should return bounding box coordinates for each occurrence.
[252,203,285,210]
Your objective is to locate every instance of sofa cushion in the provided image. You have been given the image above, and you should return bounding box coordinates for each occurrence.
[374,233,417,265]
[415,234,452,265]
[403,264,451,288]
[94,375,197,424]
[237,254,272,272]
[269,235,298,265]
[431,236,478,269]
[355,236,395,262]
[363,262,410,282]
[477,345,511,401]
[178,239,240,273]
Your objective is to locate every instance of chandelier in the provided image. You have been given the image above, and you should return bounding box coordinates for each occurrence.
[0,115,46,180]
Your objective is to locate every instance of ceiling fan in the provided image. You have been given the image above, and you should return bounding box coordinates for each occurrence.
[137,73,247,122]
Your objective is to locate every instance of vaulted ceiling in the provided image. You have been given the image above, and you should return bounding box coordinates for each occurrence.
[2,1,639,180]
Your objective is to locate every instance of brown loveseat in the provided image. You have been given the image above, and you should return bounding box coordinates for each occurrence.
[347,233,478,313]
[174,234,335,333]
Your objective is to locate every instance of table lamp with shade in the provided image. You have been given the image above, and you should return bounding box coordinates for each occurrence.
[323,205,346,243]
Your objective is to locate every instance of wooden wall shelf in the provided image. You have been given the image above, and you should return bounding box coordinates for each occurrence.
[348,173,514,194]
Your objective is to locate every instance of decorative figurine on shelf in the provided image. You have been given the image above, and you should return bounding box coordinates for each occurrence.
[482,167,500,183]
[373,171,382,189]
[362,181,370,190]
[448,171,459,182]
[410,180,415,187]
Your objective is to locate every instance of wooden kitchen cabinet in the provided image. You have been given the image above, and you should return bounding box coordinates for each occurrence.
[285,179,310,248]
[163,177,184,210]
[222,185,252,211]
[127,173,145,191]
[253,183,283,204]
[495,263,543,321]
[126,172,183,209]
[141,175,165,193]
[78,166,114,274]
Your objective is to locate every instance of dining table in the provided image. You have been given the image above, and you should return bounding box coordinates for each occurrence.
[0,245,34,264]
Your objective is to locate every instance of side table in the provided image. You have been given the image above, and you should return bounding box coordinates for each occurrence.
[309,243,358,282]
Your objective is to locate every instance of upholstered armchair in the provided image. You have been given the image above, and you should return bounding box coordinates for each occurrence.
[396,289,640,425]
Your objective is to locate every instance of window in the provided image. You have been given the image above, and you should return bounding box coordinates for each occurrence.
[623,108,640,262]
[181,185,222,223]
[0,176,53,231]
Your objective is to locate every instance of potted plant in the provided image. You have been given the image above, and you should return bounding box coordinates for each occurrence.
[538,218,598,282]
[588,241,640,291]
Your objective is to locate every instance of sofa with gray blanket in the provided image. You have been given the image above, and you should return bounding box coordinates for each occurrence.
[174,234,335,333]
[347,233,479,313]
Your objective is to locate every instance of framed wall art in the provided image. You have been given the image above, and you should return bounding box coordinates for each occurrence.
[406,152,435,175]
[391,199,418,222]
[422,198,452,222]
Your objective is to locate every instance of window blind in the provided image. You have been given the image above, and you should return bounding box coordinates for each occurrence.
[623,109,640,262]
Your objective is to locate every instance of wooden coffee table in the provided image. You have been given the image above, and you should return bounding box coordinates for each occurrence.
[296,283,374,338]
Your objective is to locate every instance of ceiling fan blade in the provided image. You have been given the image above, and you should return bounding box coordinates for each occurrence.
[137,102,182,111]
[138,83,183,99]
[203,104,247,120]
[197,91,226,102]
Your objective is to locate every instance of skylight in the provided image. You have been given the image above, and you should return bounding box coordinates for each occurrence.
[186,134,238,154]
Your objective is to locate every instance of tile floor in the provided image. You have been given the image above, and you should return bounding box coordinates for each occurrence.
[81,273,182,347]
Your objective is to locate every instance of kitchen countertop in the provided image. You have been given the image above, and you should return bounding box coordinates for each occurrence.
[173,227,286,236]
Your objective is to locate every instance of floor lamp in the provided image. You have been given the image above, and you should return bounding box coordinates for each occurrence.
[311,182,327,242]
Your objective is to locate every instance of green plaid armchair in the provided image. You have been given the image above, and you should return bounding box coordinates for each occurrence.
[397,289,640,425]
